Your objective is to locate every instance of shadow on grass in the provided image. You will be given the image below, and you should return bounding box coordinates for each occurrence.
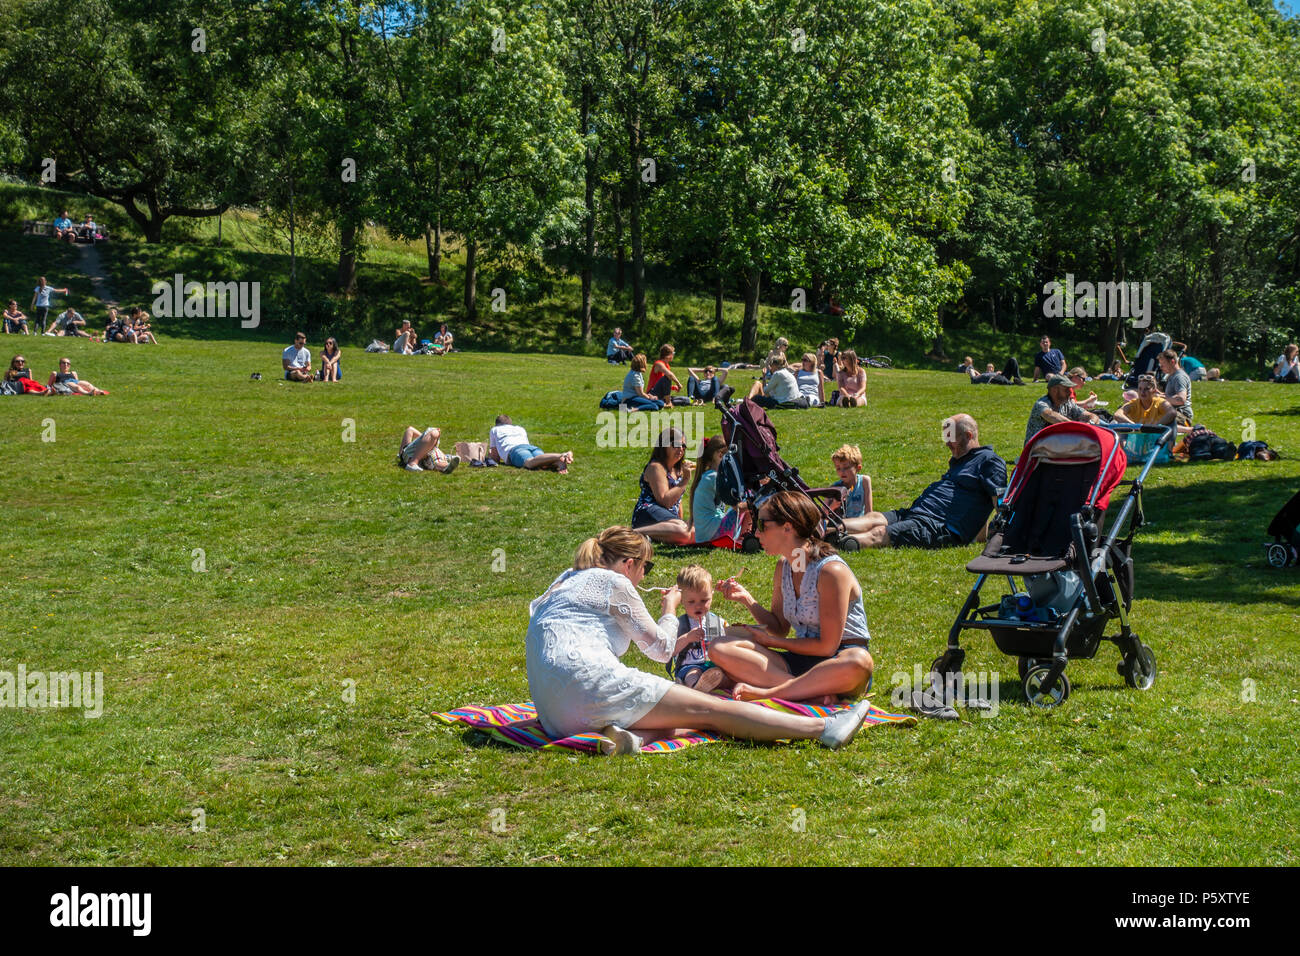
[1133,472,1300,607]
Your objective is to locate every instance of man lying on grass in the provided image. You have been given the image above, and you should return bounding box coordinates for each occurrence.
[488,415,573,473]
[841,414,1006,549]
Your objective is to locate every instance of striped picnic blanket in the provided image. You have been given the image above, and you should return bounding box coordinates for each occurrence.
[432,698,916,754]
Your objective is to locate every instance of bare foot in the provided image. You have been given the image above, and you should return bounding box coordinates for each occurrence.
[732,683,772,702]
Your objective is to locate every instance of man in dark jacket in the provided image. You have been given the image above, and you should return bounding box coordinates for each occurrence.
[843,414,1007,548]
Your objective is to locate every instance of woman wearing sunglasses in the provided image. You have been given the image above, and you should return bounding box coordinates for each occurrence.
[525,525,875,754]
[711,491,873,705]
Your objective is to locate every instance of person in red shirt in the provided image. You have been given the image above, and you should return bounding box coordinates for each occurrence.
[647,344,683,403]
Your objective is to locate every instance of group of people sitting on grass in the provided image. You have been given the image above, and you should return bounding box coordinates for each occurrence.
[393,320,454,355]
[50,210,105,244]
[627,414,1006,553]
[3,353,107,395]
[610,335,869,412]
[103,306,158,344]
[282,331,342,382]
[396,414,574,474]
[525,507,878,753]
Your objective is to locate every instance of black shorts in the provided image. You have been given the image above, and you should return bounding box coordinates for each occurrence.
[778,642,866,678]
[883,508,960,549]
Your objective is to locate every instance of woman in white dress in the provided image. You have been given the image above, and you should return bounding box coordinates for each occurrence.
[526,527,875,753]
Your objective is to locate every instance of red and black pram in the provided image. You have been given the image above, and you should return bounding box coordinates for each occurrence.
[712,395,859,553]
[932,421,1174,707]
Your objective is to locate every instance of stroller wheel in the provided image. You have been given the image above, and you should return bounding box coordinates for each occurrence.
[840,535,861,553]
[1024,665,1070,708]
[930,648,965,679]
[1266,542,1292,568]
[741,534,762,555]
[1017,657,1041,684]
[1121,643,1158,690]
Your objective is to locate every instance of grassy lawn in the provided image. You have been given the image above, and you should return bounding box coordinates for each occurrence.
[2,324,1297,865]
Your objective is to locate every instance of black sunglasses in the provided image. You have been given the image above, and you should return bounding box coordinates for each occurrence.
[755,511,774,533]
[641,560,654,575]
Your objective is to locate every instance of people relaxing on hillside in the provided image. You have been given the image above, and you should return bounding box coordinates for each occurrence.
[619,354,664,411]
[77,214,100,242]
[965,358,1025,385]
[1272,344,1299,383]
[49,306,90,338]
[1113,374,1174,425]
[690,435,748,547]
[396,425,460,473]
[834,349,866,406]
[282,331,312,381]
[841,414,1006,549]
[1025,374,1099,443]
[104,307,135,343]
[647,345,684,403]
[630,426,694,544]
[1031,335,1066,381]
[3,301,30,334]
[523,526,876,754]
[1097,360,1124,381]
[393,320,418,354]
[1065,367,1100,409]
[708,491,874,704]
[1157,349,1194,423]
[319,338,341,381]
[818,338,840,380]
[31,277,69,333]
[433,324,454,353]
[5,354,33,382]
[795,352,826,405]
[47,357,107,395]
[828,444,873,518]
[488,414,573,472]
[52,211,76,243]
[685,364,729,404]
[130,307,157,344]
[606,327,634,364]
[748,352,806,408]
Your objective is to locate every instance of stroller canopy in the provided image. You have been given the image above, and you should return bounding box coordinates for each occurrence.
[1007,422,1127,511]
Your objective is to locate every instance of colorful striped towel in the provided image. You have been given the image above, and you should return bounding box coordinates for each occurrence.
[431,698,916,754]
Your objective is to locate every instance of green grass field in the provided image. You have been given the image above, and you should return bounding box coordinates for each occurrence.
[2,324,1298,865]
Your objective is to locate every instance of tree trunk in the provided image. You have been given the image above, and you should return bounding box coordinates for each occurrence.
[628,118,646,326]
[612,189,625,292]
[288,167,297,295]
[580,82,595,341]
[741,266,761,354]
[424,223,440,283]
[336,224,358,294]
[464,238,477,317]
[715,271,725,332]
[989,294,997,333]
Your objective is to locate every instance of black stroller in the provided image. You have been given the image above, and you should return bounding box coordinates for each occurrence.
[713,393,859,553]
[932,421,1174,707]
[1266,489,1300,567]
[1125,331,1172,387]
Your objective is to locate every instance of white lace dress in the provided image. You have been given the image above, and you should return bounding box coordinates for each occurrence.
[526,567,679,737]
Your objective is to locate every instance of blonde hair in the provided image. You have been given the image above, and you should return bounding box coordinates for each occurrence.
[676,564,712,593]
[573,527,653,570]
[801,352,816,366]
[767,350,788,371]
[631,353,648,373]
[831,443,862,469]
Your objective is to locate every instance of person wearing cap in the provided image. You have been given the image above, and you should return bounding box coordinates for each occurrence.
[1025,373,1098,444]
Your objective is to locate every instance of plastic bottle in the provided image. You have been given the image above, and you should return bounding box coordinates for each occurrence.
[1015,593,1037,622]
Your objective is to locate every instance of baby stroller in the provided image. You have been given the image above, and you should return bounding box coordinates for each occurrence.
[1266,489,1300,567]
[713,393,859,553]
[1125,331,1172,388]
[931,421,1174,707]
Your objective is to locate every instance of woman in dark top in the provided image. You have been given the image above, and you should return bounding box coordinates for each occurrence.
[46,357,107,395]
[631,426,695,544]
[319,338,342,381]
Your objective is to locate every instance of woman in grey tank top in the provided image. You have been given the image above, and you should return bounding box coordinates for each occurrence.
[710,490,874,704]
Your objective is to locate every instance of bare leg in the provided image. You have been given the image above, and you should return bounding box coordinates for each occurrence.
[733,650,873,703]
[708,632,794,685]
[840,511,888,534]
[521,451,573,471]
[747,379,763,399]
[629,684,825,741]
[849,525,891,549]
[631,519,693,544]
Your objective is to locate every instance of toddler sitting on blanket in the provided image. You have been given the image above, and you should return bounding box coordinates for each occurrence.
[668,565,729,693]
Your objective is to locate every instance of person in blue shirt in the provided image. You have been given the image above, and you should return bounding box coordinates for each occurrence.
[52,211,75,244]
[829,444,872,519]
[606,327,634,364]
[842,415,1006,549]
[1031,335,1066,382]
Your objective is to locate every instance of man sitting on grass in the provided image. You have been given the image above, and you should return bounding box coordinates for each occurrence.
[606,327,634,364]
[840,414,1006,549]
[282,332,313,382]
[488,415,574,472]
[50,306,91,338]
[1025,373,1098,443]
